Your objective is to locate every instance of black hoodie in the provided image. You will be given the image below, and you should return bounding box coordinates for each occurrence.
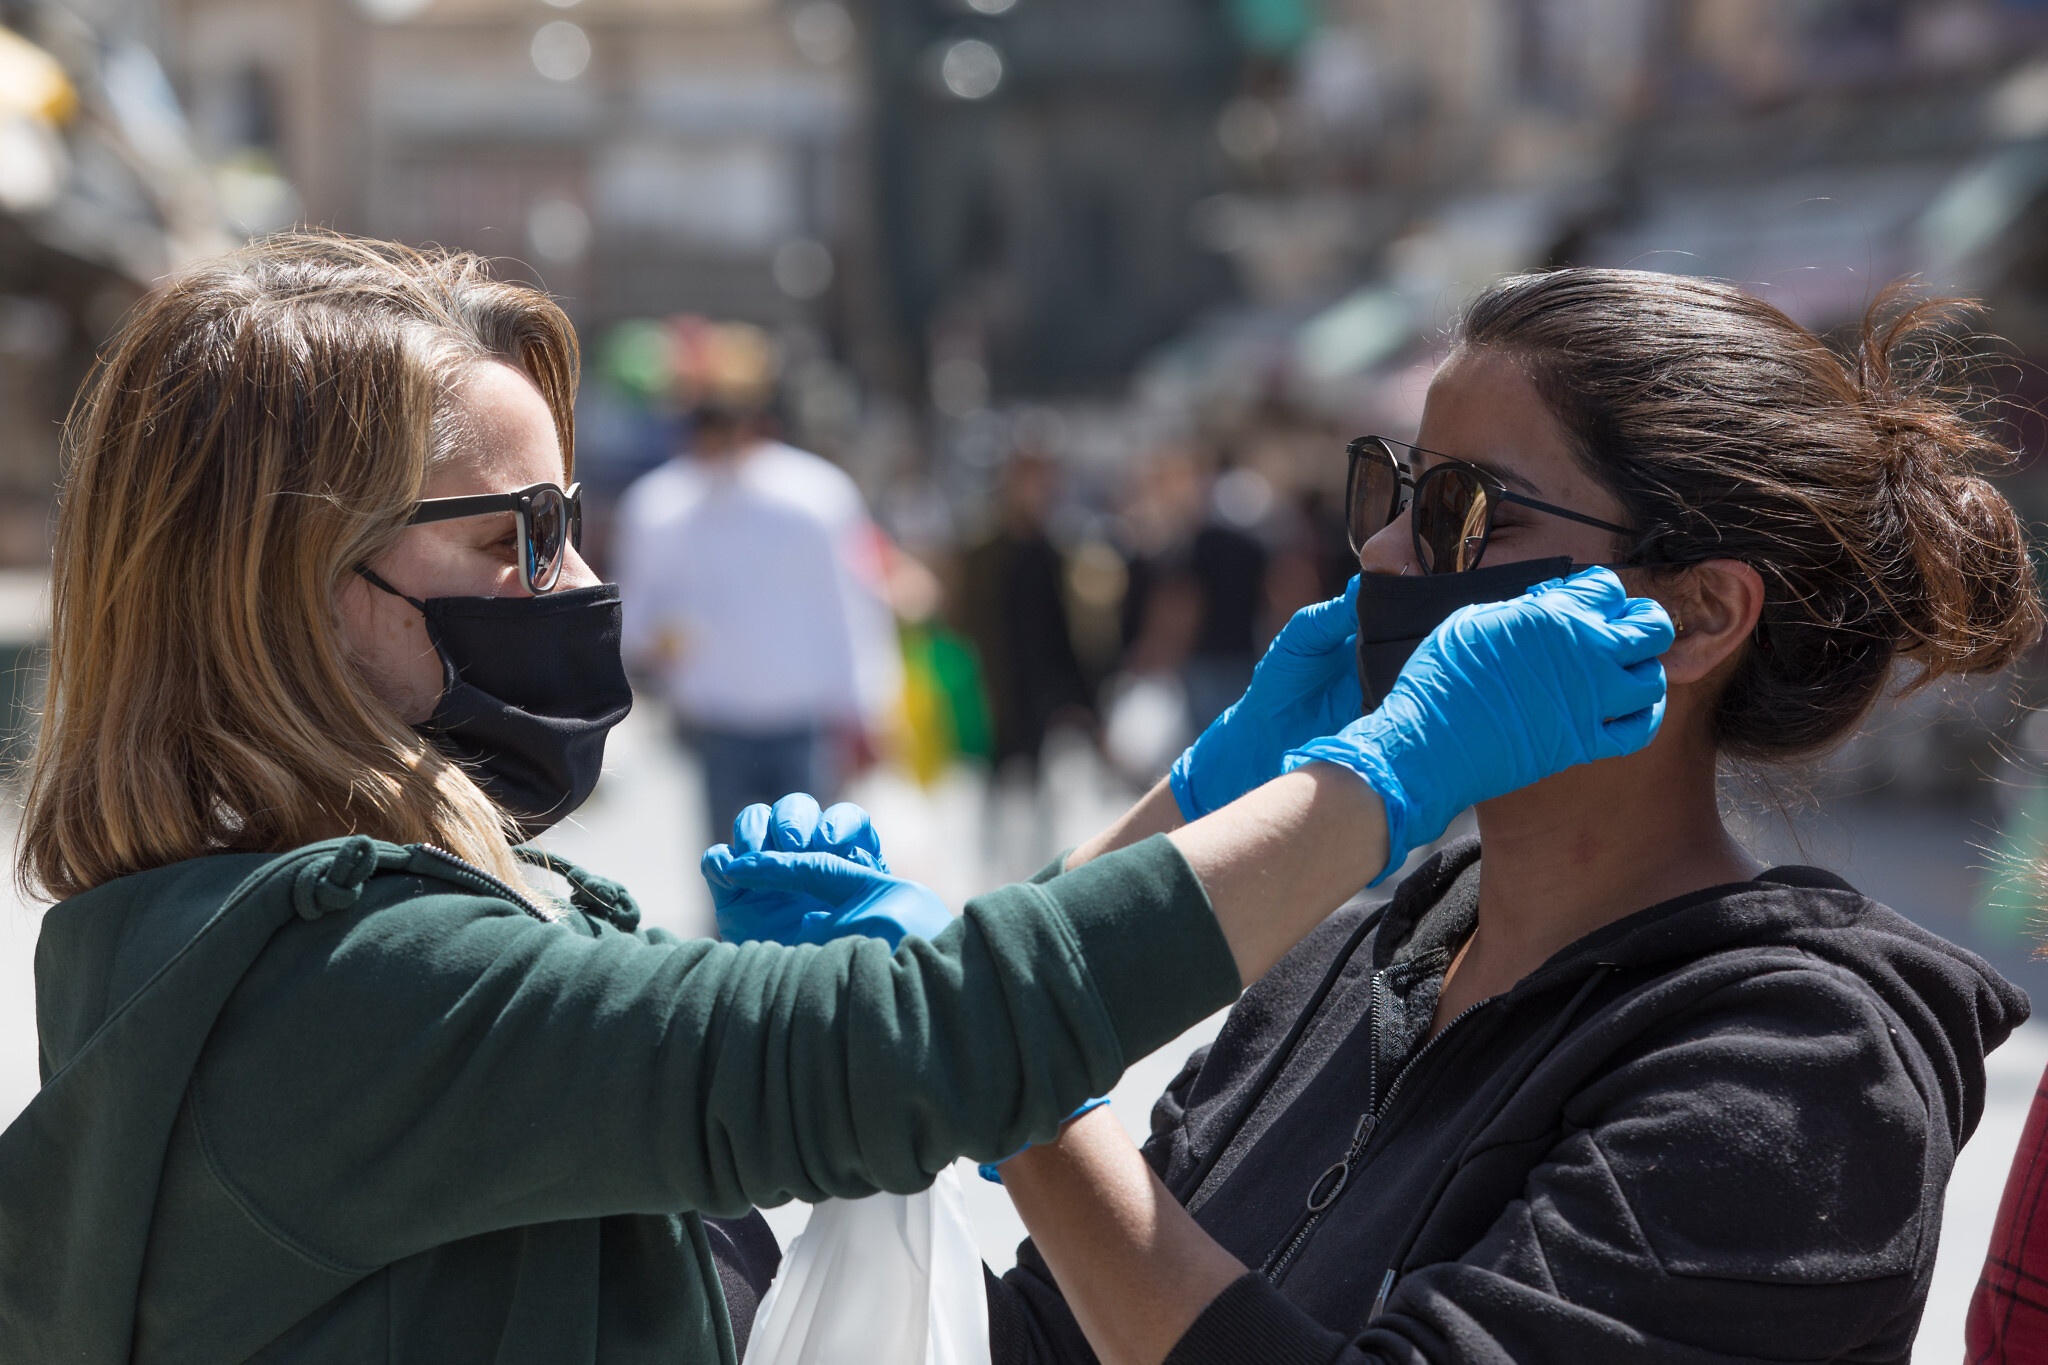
[989,838,2028,1364]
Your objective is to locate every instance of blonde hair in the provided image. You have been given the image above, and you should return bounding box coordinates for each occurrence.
[20,232,579,900]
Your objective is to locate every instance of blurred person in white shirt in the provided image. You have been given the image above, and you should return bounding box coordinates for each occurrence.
[615,394,901,842]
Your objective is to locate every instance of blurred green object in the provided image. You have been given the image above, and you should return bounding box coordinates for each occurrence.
[1225,0,1317,57]
[601,320,676,402]
[897,623,992,784]
[930,627,991,761]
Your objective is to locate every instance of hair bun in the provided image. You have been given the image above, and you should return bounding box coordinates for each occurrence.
[1854,289,2040,678]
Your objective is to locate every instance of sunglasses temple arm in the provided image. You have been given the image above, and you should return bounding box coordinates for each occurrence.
[407,496,514,527]
[1502,491,1635,538]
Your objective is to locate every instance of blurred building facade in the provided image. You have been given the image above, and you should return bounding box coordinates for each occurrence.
[110,0,2048,441]
[1192,0,2048,306]
[10,0,2048,552]
[865,0,1240,397]
[159,0,859,328]
[1,0,226,566]
[151,0,1259,407]
[1146,0,2048,440]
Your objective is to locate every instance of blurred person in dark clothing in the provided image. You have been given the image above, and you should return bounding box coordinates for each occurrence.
[957,453,1094,771]
[1121,457,1273,736]
[1183,507,1271,731]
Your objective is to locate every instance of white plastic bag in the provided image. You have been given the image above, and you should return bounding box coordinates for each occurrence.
[742,1167,991,1365]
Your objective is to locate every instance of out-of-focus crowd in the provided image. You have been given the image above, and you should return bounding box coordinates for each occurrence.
[603,318,1364,870]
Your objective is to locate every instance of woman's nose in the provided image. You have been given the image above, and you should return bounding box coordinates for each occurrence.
[1357,509,1421,578]
[557,542,602,592]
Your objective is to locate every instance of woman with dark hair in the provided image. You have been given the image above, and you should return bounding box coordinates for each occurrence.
[0,235,1667,1363]
[729,270,2045,1362]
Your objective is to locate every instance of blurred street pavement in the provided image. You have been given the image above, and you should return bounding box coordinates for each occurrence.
[2,694,2044,1361]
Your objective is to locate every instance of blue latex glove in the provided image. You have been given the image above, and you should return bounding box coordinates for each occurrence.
[978,1097,1112,1184]
[1169,577,1362,821]
[729,792,886,870]
[702,793,953,949]
[1285,567,1672,884]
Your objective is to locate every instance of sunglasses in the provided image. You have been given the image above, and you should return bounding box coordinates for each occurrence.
[408,481,584,594]
[1346,436,1635,574]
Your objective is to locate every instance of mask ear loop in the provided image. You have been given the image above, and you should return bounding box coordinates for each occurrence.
[353,565,463,727]
[355,564,429,613]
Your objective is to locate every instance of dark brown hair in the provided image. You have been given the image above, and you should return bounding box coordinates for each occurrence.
[1460,269,2043,761]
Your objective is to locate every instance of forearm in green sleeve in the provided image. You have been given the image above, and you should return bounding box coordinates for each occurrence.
[691,834,1242,1212]
[187,841,1243,1265]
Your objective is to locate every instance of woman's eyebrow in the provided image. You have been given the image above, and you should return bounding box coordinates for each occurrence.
[1416,444,1544,497]
[1464,456,1544,497]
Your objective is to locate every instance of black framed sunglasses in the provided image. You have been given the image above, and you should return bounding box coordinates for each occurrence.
[408,480,584,594]
[1346,435,1635,574]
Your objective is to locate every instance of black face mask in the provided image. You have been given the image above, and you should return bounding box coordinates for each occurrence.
[1354,557,1581,711]
[360,569,634,838]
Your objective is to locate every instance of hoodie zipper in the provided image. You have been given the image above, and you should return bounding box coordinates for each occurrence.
[1263,970,1492,1285]
[415,844,550,920]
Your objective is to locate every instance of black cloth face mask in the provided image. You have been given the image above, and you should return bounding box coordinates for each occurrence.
[1354,557,1585,711]
[359,568,633,838]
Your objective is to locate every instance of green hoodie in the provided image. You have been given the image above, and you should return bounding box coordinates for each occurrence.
[0,832,1239,1363]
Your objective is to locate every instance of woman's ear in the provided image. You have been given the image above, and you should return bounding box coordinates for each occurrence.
[1660,559,1766,687]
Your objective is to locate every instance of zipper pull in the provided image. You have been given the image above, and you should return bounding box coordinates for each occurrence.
[1367,1268,1396,1323]
[1304,1111,1375,1212]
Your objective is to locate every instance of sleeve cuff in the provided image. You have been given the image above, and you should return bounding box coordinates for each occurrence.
[1281,748,1404,887]
[1164,1273,1359,1365]
[1166,762,1203,823]
[1034,834,1242,1066]
[1028,852,1074,886]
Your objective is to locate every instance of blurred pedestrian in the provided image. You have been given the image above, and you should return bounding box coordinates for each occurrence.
[957,451,1095,870]
[957,452,1093,770]
[1120,454,1272,737]
[614,333,900,842]
[1183,467,1274,730]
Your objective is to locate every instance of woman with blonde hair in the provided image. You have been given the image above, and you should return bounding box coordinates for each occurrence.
[0,234,1670,1362]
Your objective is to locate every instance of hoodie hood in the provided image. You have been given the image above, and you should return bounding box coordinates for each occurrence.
[1374,836,2027,1157]
[0,837,428,1364]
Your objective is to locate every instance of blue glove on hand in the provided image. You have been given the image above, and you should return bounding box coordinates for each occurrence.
[1169,578,1363,820]
[1285,567,1672,884]
[701,793,953,948]
[729,792,887,870]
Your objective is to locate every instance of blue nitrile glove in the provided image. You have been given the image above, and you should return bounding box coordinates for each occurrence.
[1284,567,1672,884]
[702,793,953,948]
[1168,578,1362,821]
[729,792,887,871]
[978,1096,1112,1184]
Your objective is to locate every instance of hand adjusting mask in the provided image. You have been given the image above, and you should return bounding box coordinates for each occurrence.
[358,567,633,838]
[1344,435,1639,710]
[1354,557,1583,710]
